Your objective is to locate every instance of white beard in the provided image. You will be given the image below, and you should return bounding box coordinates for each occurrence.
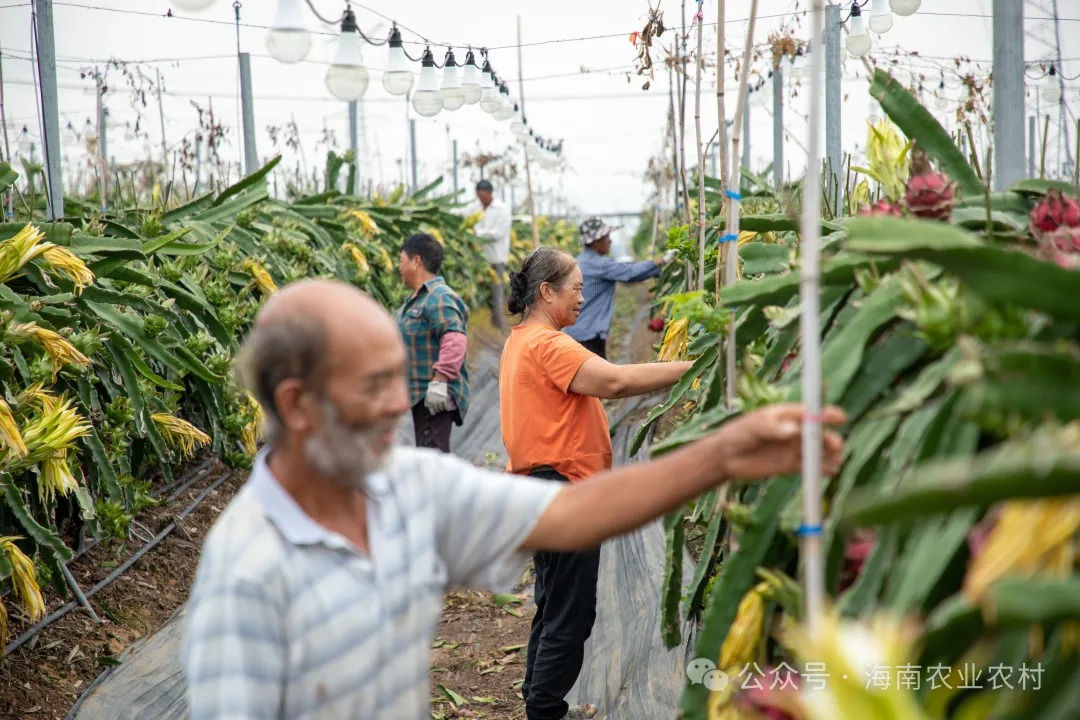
[304,401,400,491]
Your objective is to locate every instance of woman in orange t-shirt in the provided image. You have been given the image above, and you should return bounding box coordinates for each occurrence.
[499,246,692,720]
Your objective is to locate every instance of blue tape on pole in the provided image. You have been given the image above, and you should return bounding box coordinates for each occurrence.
[795,524,824,537]
[718,233,739,243]
[725,190,742,200]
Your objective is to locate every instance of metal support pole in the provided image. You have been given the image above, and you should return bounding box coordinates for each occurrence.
[825,3,842,194]
[238,52,258,176]
[992,0,1024,190]
[96,71,108,212]
[348,100,359,194]
[409,118,418,191]
[742,100,751,177]
[452,139,458,193]
[61,563,100,624]
[1029,115,1037,179]
[773,65,784,190]
[33,0,63,219]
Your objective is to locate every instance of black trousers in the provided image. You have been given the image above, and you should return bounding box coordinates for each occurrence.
[577,336,607,360]
[522,469,601,720]
[411,402,455,453]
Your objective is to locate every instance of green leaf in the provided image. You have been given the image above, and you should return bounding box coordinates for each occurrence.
[68,234,145,259]
[628,346,718,457]
[0,161,17,192]
[661,507,685,648]
[214,155,282,208]
[682,494,725,619]
[1009,178,1079,197]
[107,343,148,437]
[949,206,1029,233]
[740,243,791,275]
[0,537,13,581]
[0,474,74,563]
[79,425,125,505]
[837,524,898,618]
[958,341,1080,424]
[436,685,469,706]
[719,253,899,309]
[714,214,842,236]
[842,435,1080,526]
[786,276,906,404]
[84,301,224,384]
[140,225,196,254]
[0,221,73,246]
[869,68,983,196]
[846,216,1080,322]
[680,475,797,720]
[151,225,231,256]
[871,348,960,418]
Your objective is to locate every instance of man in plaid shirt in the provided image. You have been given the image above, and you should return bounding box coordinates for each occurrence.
[396,233,469,452]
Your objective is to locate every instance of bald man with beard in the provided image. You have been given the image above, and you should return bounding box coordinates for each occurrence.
[180,278,846,720]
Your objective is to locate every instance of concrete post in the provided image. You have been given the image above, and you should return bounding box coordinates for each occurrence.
[33,0,63,219]
[238,52,258,176]
[825,3,842,193]
[992,0,1024,190]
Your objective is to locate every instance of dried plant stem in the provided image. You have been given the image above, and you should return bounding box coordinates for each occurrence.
[1040,114,1050,179]
[965,122,983,181]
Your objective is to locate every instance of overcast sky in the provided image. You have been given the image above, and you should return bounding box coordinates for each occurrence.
[2,0,1078,246]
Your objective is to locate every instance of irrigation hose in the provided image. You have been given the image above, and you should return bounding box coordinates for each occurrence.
[0,457,219,604]
[3,470,233,658]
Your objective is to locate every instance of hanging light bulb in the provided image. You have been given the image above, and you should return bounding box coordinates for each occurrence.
[124,121,136,142]
[845,4,872,57]
[868,0,893,34]
[460,49,483,105]
[934,80,948,110]
[266,0,311,63]
[17,126,31,155]
[889,0,920,16]
[793,44,811,78]
[867,100,880,125]
[479,68,502,113]
[382,25,414,96]
[439,49,466,111]
[510,105,526,136]
[326,9,370,102]
[63,121,77,145]
[83,118,97,143]
[1042,65,1062,104]
[493,84,514,121]
[412,47,444,117]
[170,0,216,11]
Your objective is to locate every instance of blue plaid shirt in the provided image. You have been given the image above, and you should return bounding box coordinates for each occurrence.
[564,248,661,342]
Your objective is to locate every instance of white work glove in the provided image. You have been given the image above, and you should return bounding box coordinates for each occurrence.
[424,380,451,414]
[661,249,678,265]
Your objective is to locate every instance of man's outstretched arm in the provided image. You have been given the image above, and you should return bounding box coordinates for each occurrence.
[521,403,847,551]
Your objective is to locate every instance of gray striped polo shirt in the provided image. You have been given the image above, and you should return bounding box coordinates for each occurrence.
[180,446,561,719]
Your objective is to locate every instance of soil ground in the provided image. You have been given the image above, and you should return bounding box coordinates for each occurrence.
[0,284,670,720]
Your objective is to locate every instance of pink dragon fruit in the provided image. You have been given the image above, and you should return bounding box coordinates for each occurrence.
[1046,224,1080,254]
[857,200,904,218]
[1029,189,1080,238]
[903,148,957,221]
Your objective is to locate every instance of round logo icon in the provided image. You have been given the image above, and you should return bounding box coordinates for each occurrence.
[703,669,730,692]
[686,658,717,685]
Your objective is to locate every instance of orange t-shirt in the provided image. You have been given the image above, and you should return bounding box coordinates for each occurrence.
[499,324,612,482]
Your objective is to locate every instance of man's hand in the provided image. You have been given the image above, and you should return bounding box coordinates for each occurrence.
[425,381,450,414]
[660,249,678,266]
[709,403,847,481]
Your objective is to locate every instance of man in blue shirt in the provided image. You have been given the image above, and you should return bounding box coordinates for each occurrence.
[564,216,676,359]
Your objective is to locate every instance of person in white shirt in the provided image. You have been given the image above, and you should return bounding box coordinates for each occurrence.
[473,179,512,331]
